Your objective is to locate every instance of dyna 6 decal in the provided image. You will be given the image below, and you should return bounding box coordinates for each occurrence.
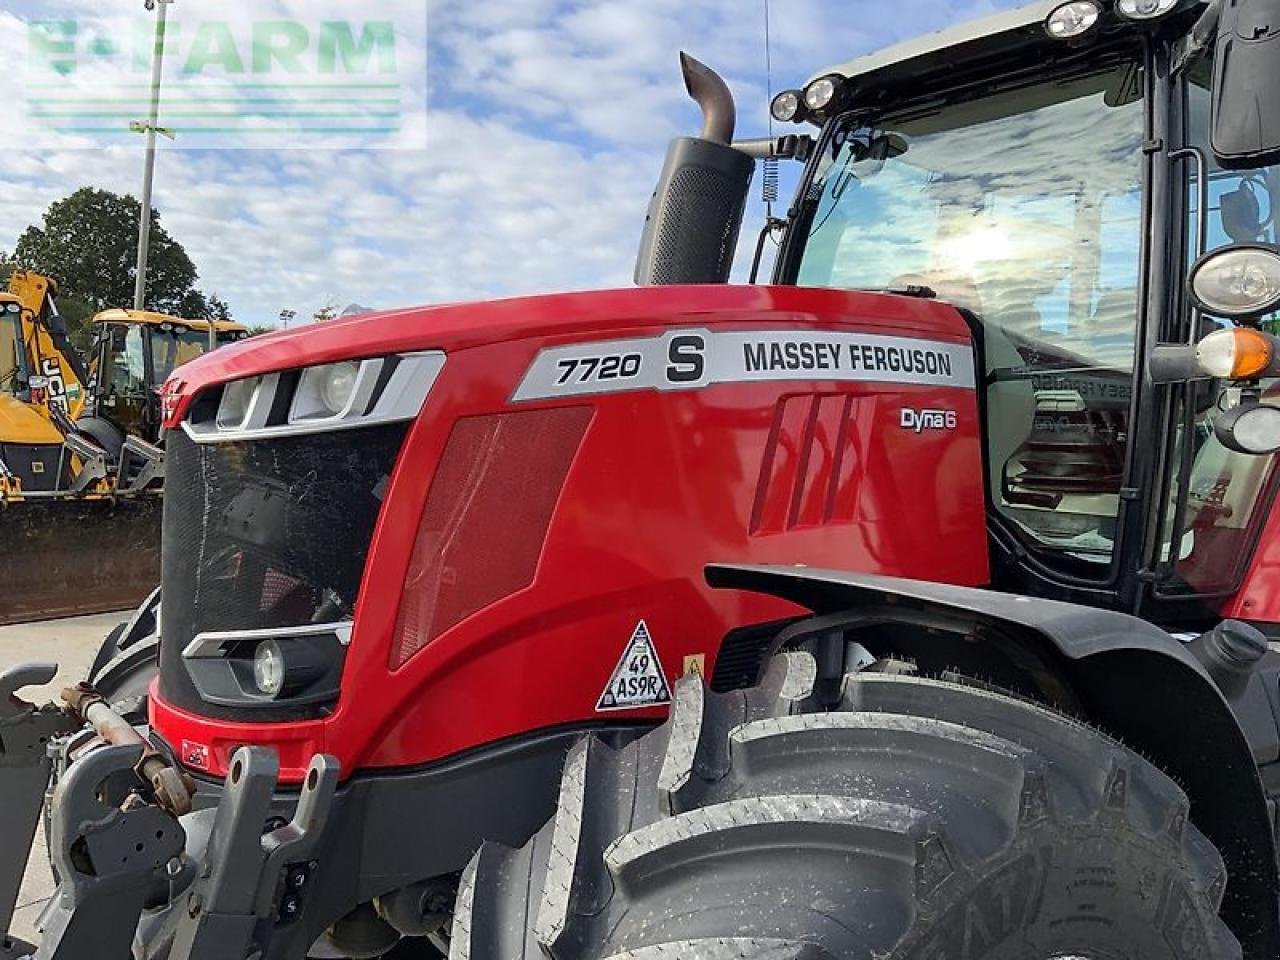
[511,328,977,402]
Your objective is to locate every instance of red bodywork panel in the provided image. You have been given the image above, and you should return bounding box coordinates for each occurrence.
[152,286,989,782]
[1224,505,1280,622]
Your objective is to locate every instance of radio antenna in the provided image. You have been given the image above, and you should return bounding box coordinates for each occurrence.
[761,0,779,216]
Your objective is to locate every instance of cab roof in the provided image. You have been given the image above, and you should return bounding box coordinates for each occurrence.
[811,1,1059,84]
[92,308,248,334]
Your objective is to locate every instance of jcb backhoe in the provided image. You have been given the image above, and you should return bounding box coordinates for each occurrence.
[10,1,1280,958]
[0,271,248,623]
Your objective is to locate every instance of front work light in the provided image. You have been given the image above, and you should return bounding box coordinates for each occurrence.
[1115,0,1180,19]
[1215,402,1280,455]
[803,75,842,113]
[770,90,803,123]
[1045,1,1102,37]
[1194,327,1277,380]
[1190,245,1280,320]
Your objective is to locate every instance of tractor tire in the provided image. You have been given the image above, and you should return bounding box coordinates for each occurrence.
[73,415,126,466]
[87,588,160,723]
[452,653,1240,960]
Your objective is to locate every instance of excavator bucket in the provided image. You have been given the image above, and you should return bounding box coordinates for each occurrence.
[0,497,161,626]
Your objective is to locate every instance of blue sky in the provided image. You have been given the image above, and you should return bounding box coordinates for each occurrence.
[0,0,1022,326]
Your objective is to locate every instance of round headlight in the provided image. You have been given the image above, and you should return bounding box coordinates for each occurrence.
[1045,0,1102,37]
[1116,0,1179,19]
[1190,245,1280,319]
[803,75,841,113]
[253,639,285,697]
[318,361,359,414]
[1216,402,1280,455]
[4,303,18,314]
[770,89,803,123]
[1194,327,1275,380]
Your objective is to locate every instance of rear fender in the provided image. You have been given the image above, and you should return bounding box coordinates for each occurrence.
[707,564,1280,959]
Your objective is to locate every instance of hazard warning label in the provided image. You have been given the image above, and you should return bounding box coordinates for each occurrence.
[596,620,672,712]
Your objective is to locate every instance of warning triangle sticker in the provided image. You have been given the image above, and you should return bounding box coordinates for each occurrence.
[596,620,672,712]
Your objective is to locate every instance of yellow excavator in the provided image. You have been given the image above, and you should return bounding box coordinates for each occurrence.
[0,270,249,623]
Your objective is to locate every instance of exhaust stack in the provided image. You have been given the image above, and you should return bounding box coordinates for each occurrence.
[680,51,736,145]
[634,53,754,286]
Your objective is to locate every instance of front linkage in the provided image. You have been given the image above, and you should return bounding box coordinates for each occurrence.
[0,663,339,960]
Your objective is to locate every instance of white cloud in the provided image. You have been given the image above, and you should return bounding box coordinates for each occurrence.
[0,0,1026,326]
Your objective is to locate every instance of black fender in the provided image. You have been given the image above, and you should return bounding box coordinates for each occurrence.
[708,563,1280,959]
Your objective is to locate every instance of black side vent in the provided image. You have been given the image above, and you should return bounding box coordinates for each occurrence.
[710,619,796,692]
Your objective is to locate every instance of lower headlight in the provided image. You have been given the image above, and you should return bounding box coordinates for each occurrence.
[1190,245,1280,319]
[253,639,285,696]
[1215,402,1280,455]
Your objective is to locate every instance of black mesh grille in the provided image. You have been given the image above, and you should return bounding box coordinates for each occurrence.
[649,166,744,285]
[159,423,407,718]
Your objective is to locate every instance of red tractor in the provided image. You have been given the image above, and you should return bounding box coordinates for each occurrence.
[6,1,1280,957]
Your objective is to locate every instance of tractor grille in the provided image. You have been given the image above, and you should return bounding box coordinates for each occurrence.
[158,423,408,718]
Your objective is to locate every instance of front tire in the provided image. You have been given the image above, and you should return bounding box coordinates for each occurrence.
[453,654,1240,959]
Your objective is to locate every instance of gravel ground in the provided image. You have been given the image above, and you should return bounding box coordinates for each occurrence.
[0,611,128,945]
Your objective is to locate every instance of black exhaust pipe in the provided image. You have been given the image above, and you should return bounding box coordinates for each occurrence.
[680,52,736,145]
[634,53,754,286]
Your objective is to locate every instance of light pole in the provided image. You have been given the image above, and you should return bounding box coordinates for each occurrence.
[131,0,175,312]
[279,309,297,330]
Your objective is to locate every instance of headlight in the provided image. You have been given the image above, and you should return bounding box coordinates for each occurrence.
[317,361,359,415]
[803,75,841,113]
[1045,1,1102,38]
[292,360,367,421]
[216,376,259,429]
[1115,0,1180,19]
[770,90,803,123]
[1215,402,1280,455]
[1194,327,1276,380]
[253,639,285,696]
[188,352,445,443]
[1189,245,1280,319]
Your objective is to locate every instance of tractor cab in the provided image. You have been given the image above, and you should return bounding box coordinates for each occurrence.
[87,309,249,444]
[719,0,1280,625]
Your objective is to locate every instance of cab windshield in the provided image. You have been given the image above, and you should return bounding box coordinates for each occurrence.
[0,303,25,395]
[149,328,237,383]
[794,59,1146,567]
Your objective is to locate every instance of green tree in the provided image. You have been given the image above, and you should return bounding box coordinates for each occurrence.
[177,289,233,321]
[12,188,231,323]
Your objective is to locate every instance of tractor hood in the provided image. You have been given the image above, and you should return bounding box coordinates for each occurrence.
[162,285,974,427]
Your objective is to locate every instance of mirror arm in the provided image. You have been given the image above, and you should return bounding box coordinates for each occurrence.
[1172,0,1222,76]
[1148,343,1212,383]
[732,135,816,162]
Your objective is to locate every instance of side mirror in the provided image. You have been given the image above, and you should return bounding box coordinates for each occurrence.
[635,54,753,286]
[1211,0,1280,169]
